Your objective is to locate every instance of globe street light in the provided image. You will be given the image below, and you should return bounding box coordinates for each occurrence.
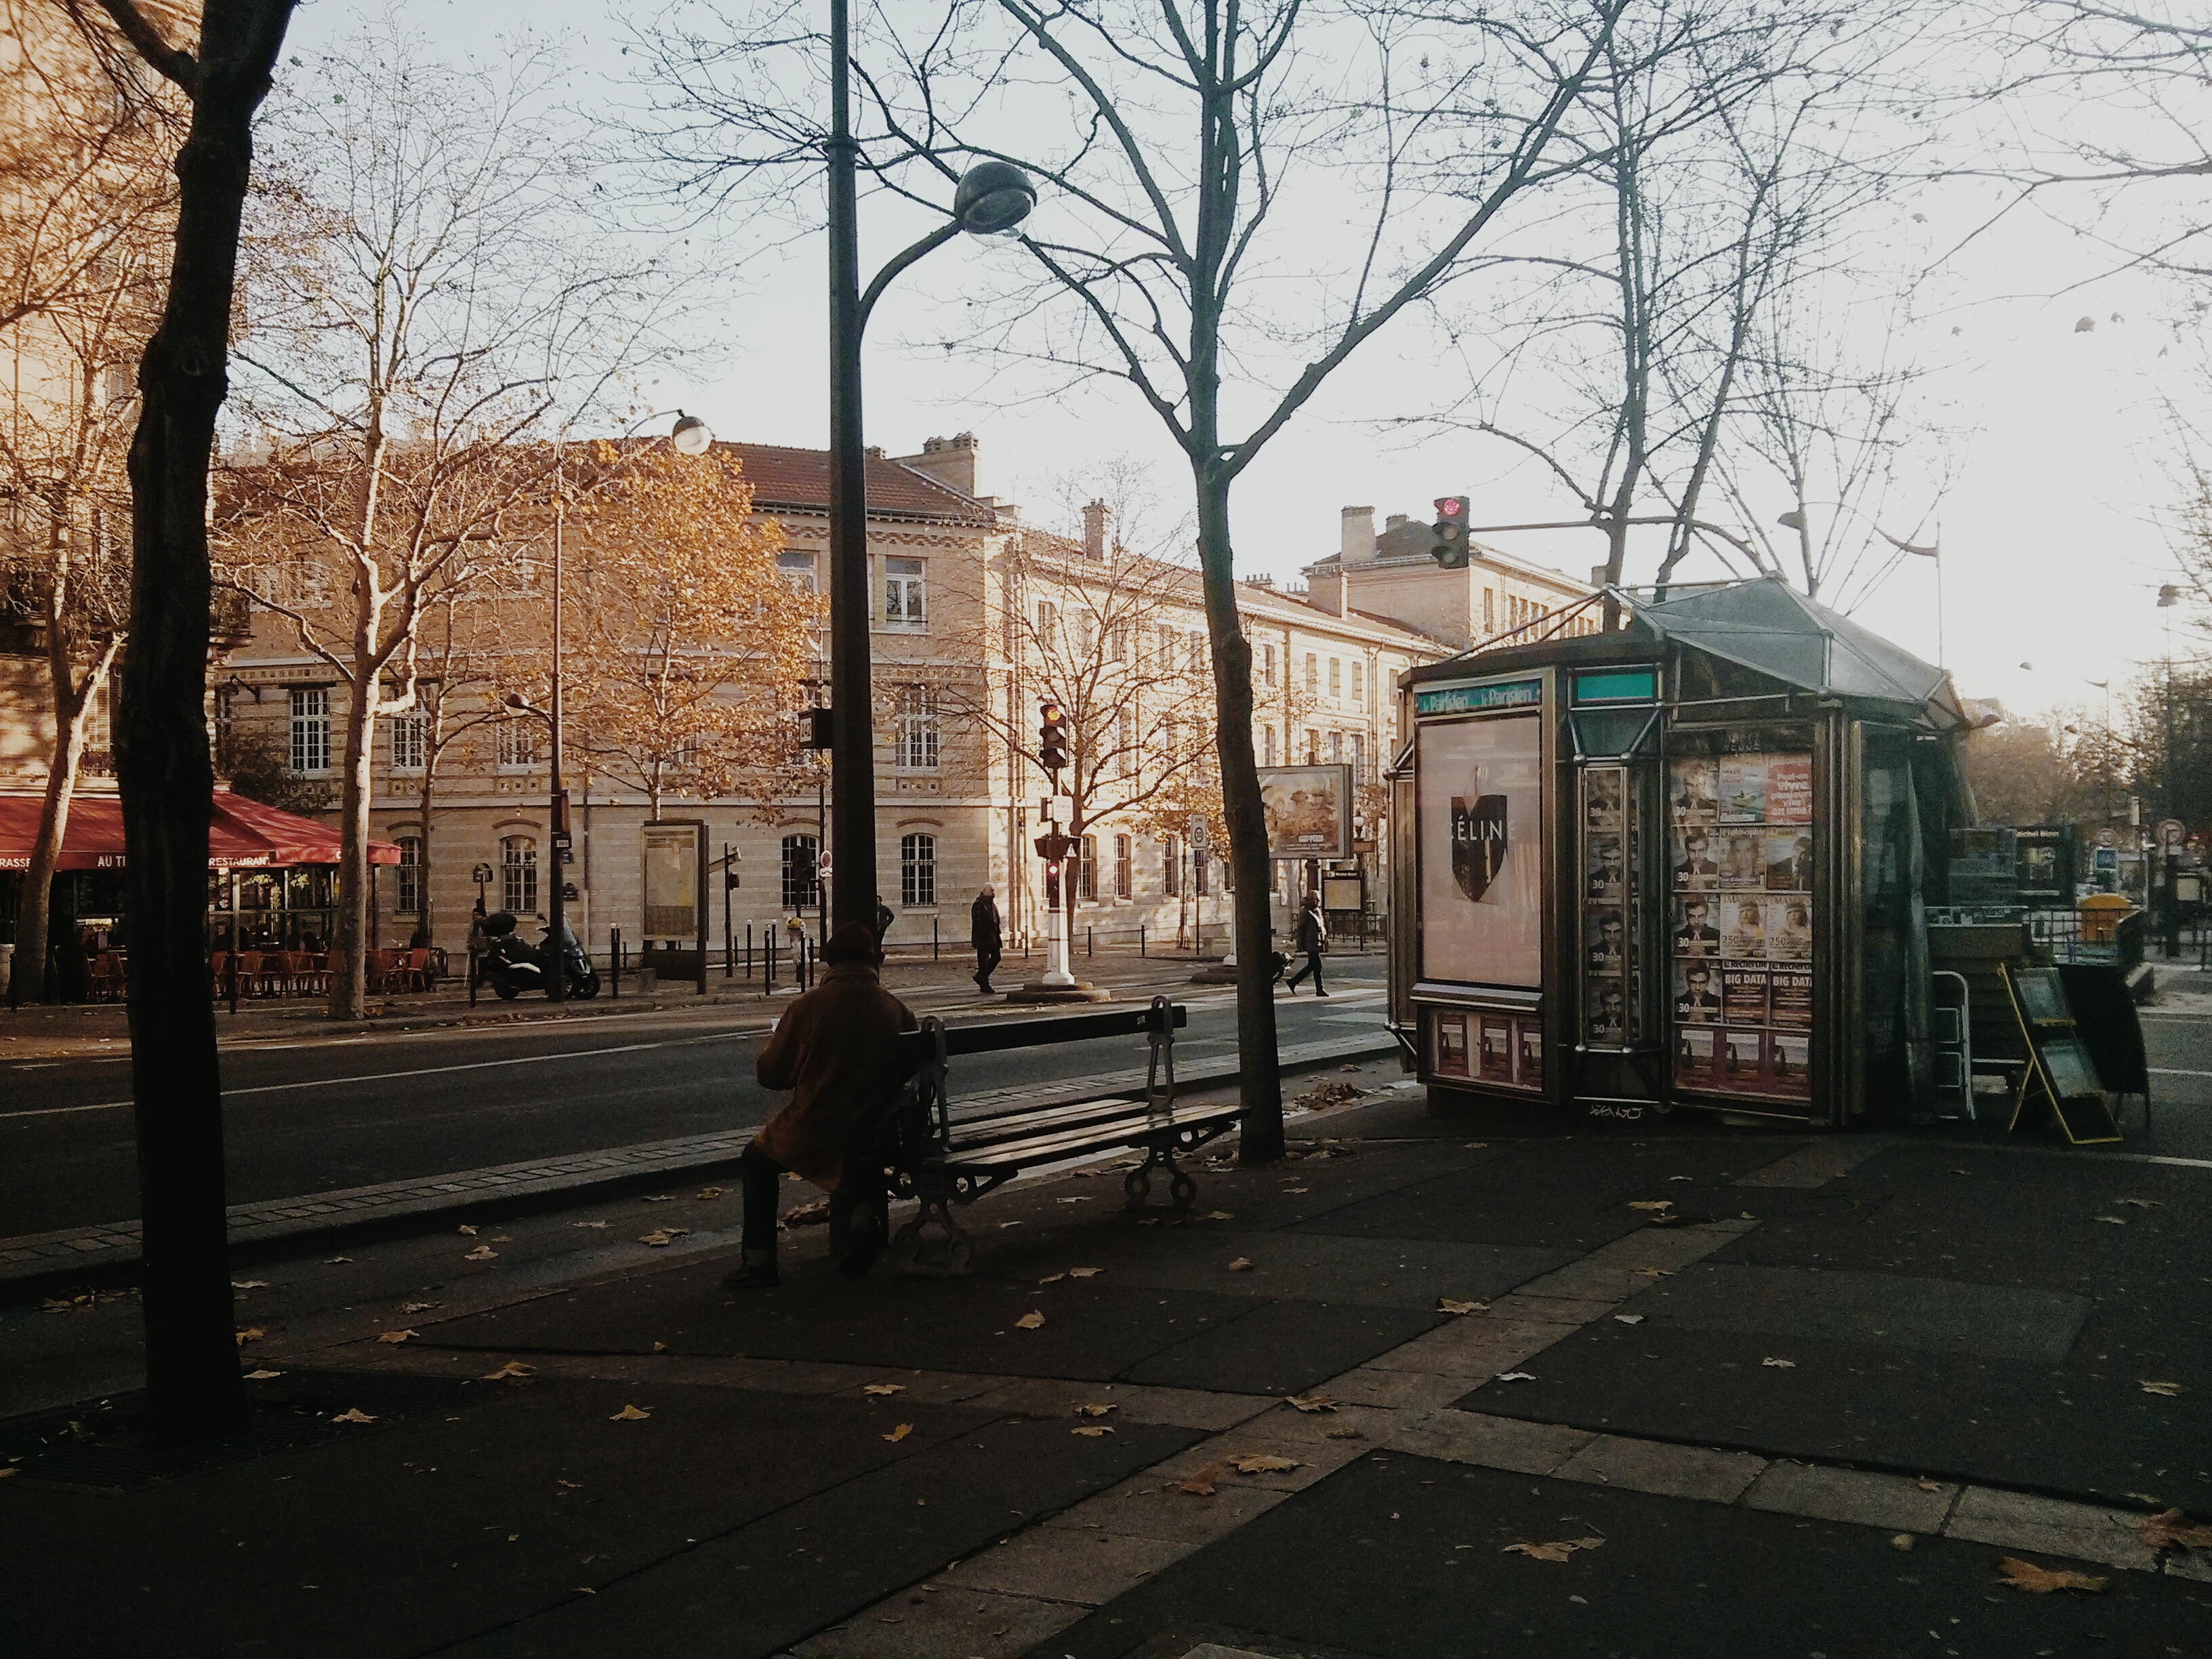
[827,0,1035,935]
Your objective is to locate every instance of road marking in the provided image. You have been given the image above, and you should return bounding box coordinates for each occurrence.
[0,1031,750,1120]
[2147,1067,2212,1077]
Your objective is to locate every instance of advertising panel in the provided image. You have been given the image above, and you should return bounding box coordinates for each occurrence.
[1260,764,1353,860]
[1418,714,1544,988]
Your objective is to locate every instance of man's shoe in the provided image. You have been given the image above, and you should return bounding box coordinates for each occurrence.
[1315,989,1331,997]
[838,1206,888,1279]
[720,1250,780,1290]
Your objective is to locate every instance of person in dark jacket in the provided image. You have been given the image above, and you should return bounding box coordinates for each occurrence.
[970,885,1002,994]
[871,894,895,944]
[723,922,919,1289]
[1283,893,1330,996]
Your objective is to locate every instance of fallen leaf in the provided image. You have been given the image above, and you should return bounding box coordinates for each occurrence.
[1071,1426,1114,1437]
[2116,1197,2161,1208]
[651,1341,667,1353]
[2094,1216,2128,1226]
[244,1369,284,1380]
[1038,1273,1065,1284]
[464,1246,497,1261]
[325,1256,352,1265]
[1502,1537,1604,1562]
[1668,1175,1694,1181]
[483,1361,535,1380]
[1282,1187,1309,1195]
[998,1221,1023,1229]
[1325,1427,1366,1440]
[459,1225,478,1236]
[1014,1311,1046,1330]
[2142,1380,2182,1397]
[1891,1534,1915,1552]
[1069,1267,1103,1278]
[573,1221,609,1230]
[1763,1357,1796,1369]
[694,1187,724,1201]
[1286,1393,1338,1413]
[234,1328,264,1346]
[1057,1197,1092,1204]
[642,1194,674,1203]
[1740,1212,1758,1221]
[1437,1298,1487,1315]
[1202,1211,1234,1222]
[1231,1454,1303,1473]
[1495,1372,1537,1383]
[1227,1258,1254,1272]
[1627,1200,1673,1212]
[1074,1404,1117,1418]
[332,1408,376,1425]
[883,1422,914,1442]
[1174,1462,1225,1496]
[1634,1267,1674,1278]
[782,1199,830,1228]
[375,1330,417,1345]
[1994,1557,2107,1594]
[638,1229,690,1248]
[1917,1478,1942,1493]
[401,1301,442,1314]
[609,1405,651,1421]
[232,1280,268,1290]
[862,1383,905,1397]
[1614,1313,1645,1326]
[2139,1509,2212,1550]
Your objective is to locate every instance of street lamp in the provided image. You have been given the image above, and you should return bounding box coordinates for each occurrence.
[826,0,1036,934]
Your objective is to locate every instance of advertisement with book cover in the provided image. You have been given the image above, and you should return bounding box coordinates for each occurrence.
[1419,716,1544,988]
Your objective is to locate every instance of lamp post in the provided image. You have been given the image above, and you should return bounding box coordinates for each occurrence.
[2158,583,2182,955]
[825,0,1036,934]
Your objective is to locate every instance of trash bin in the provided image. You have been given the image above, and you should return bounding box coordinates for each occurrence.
[2079,893,2133,945]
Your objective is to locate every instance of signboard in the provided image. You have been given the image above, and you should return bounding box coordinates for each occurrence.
[642,819,708,942]
[2002,965,2121,1144]
[1417,714,1542,988]
[1947,827,2018,907]
[1414,677,1542,717]
[2159,818,2187,851]
[2013,826,2074,904]
[1321,872,1364,913]
[1259,764,1353,861]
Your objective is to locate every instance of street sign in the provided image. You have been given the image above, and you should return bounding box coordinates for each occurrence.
[1188,815,1210,852]
[2159,818,2187,851]
[2097,829,2116,848]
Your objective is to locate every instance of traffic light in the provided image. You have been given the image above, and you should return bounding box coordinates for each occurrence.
[1038,699,1071,773]
[1431,495,1471,569]
[1044,858,1061,908]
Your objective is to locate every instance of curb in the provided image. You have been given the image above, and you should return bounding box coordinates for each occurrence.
[0,1031,1399,1305]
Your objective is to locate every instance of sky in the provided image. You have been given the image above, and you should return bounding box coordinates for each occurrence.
[281,0,2202,726]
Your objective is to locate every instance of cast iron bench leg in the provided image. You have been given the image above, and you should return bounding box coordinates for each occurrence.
[1122,1145,1197,1212]
[893,1171,976,1277]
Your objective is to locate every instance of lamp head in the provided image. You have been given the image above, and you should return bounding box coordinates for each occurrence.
[953,160,1037,236]
[670,411,713,455]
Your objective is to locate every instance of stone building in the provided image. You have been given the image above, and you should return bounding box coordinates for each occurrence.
[1302,505,1601,649]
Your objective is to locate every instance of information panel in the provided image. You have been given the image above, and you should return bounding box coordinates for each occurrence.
[1418,713,1543,989]
[1669,752,1812,1102]
[1579,764,1644,1048]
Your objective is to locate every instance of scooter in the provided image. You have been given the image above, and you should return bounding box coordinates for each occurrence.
[477,913,600,1000]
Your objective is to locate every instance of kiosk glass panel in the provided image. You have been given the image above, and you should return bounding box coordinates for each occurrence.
[1418,712,1543,987]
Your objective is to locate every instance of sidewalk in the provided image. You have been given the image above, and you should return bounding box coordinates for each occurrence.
[3,1088,2205,1658]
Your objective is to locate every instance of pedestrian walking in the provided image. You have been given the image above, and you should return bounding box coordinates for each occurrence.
[723,921,919,1290]
[1284,892,1330,996]
[970,885,1002,994]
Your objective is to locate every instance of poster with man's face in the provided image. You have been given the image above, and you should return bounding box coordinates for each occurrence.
[1419,715,1543,988]
[1259,765,1352,860]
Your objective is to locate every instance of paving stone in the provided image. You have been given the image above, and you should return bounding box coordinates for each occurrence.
[1485,1292,1616,1324]
[2166,1551,2212,1583]
[1143,1431,1371,1494]
[1359,1316,1572,1378]
[964,1376,1130,1420]
[1044,1478,1291,1544]
[1553,1433,1767,1503]
[1740,1460,1958,1533]
[1735,1137,1898,1189]
[1110,1385,1275,1432]
[1385,1409,1593,1475]
[1944,1486,2162,1572]
[939,1527,1197,1604]
[790,1586,1080,1658]
[1319,1366,1476,1412]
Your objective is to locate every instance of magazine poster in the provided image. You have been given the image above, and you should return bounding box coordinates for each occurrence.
[1585,978,1629,1046]
[1722,964,1770,1026]
[1769,968,1814,1030]
[1672,827,1720,891]
[1718,1029,1767,1090]
[1673,895,1723,957]
[1586,905,1627,975]
[1718,830,1766,890]
[1669,759,1718,825]
[1516,1019,1544,1088]
[1584,769,1623,833]
[1766,756,1814,824]
[1764,829,1815,892]
[1721,897,1769,959]
[1260,764,1352,859]
[1674,960,1723,1024]
[1675,1027,1719,1088]
[1718,758,1769,825]
[1419,716,1543,987]
[1433,1011,1470,1077]
[1766,897,1814,960]
[1479,1013,1515,1083]
[1586,834,1626,902]
[1769,1032,1811,1099]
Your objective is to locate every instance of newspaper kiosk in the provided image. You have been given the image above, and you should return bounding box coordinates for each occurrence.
[1387,576,1973,1127]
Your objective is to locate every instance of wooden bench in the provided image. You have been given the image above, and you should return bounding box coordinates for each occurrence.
[880,996,1235,1274]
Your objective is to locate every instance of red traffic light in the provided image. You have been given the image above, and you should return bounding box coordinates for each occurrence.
[1038,697,1071,773]
[1434,497,1465,518]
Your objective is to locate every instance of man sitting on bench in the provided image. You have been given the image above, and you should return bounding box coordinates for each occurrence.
[724,921,920,1290]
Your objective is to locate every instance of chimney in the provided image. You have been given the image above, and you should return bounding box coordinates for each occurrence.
[894,430,980,497]
[1340,506,1376,565]
[1082,499,1111,560]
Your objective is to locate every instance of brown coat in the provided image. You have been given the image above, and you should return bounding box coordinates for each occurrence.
[754,960,919,1188]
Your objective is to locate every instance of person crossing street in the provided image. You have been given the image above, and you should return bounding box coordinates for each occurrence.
[970,885,1002,994]
[1284,891,1330,996]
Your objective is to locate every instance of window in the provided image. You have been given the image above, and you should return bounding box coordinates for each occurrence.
[1188,632,1206,674]
[1118,710,1136,779]
[884,556,926,628]
[1483,588,1495,634]
[897,684,939,770]
[1304,653,1318,694]
[1351,732,1367,784]
[1109,623,1128,663]
[501,836,537,915]
[1352,659,1364,706]
[1328,657,1341,699]
[1261,643,1275,686]
[1305,728,1320,764]
[1036,599,1058,644]
[777,550,817,593]
[1328,731,1343,764]
[1163,834,1181,896]
[781,834,821,911]
[395,835,424,914]
[289,688,330,775]
[1079,834,1099,901]
[245,561,329,611]
[496,718,538,772]
[1113,834,1132,899]
[1262,724,1276,766]
[900,833,936,907]
[389,712,426,773]
[1079,613,1096,657]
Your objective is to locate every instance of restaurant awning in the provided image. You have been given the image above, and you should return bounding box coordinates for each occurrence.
[0,787,398,873]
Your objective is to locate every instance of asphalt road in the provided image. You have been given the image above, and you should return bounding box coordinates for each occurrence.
[1,962,1392,1235]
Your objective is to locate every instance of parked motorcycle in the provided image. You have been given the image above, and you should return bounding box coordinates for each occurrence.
[477,912,600,1000]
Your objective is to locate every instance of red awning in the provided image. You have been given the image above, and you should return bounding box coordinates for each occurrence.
[0,788,397,873]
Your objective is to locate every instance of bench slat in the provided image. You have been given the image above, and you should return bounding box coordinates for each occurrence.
[894,1003,1186,1063]
[947,1093,1169,1139]
[928,1106,1237,1172]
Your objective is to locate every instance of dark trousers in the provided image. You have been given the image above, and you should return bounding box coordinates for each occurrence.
[739,1141,785,1252]
[740,1137,888,1258]
[974,943,1002,986]
[1286,948,1326,994]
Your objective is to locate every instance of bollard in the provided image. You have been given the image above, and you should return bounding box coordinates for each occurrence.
[609,926,621,999]
[745,922,753,981]
[1140,923,1145,958]
[933,916,939,961]
[1087,925,1093,957]
[765,926,776,995]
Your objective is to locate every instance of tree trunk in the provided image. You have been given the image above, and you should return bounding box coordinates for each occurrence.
[1191,461,1284,1164]
[14,636,117,1008]
[327,673,375,1016]
[114,0,298,1449]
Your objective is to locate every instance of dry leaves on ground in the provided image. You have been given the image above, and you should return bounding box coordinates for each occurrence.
[573,1221,609,1230]
[1069,1267,1103,1278]
[1763,1357,1797,1369]
[1202,1212,1235,1222]
[883,1423,914,1442]
[1227,1258,1254,1272]
[234,1328,264,1346]
[483,1361,535,1380]
[375,1330,417,1345]
[464,1246,497,1261]
[1075,1404,1117,1418]
[1174,1462,1226,1496]
[638,1229,690,1248]
[331,1408,376,1425]
[2141,1380,2182,1397]
[1326,1427,1366,1440]
[401,1301,441,1314]
[325,1256,352,1265]
[459,1225,478,1236]
[1038,1273,1065,1284]
[609,1405,651,1422]
[1634,1267,1673,1278]
[1071,1426,1115,1437]
[1994,1557,2107,1594]
[1917,1478,1943,1493]
[782,1199,830,1228]
[1286,1393,1338,1413]
[862,1383,905,1397]
[1503,1536,1604,1563]
[2116,1197,2161,1208]
[232,1280,268,1290]
[694,1187,724,1201]
[1627,1200,1673,1212]
[1231,1454,1302,1473]
[1438,1298,1487,1315]
[1496,1372,1537,1383]
[2139,1510,2212,1551]
[1015,1311,1046,1330]
[1614,1314,1645,1326]
[244,1369,284,1380]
